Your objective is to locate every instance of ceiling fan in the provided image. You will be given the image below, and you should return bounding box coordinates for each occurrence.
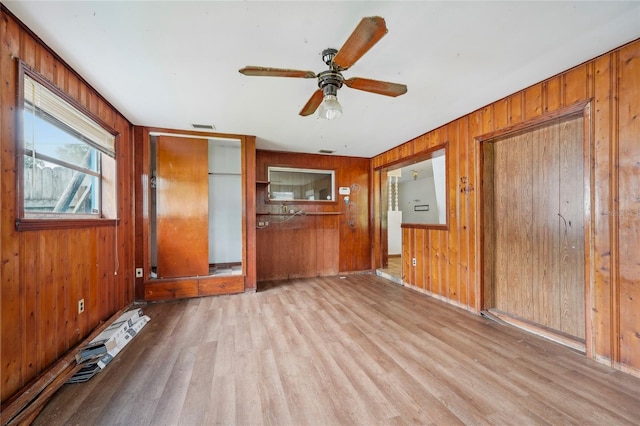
[239,16,407,120]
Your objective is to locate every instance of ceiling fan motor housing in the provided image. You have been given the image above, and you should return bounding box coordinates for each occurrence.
[318,48,344,96]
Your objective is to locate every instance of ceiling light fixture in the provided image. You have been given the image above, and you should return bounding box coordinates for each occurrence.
[317,54,343,120]
[318,93,342,120]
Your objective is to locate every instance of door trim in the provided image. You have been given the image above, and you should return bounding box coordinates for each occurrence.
[476,100,594,355]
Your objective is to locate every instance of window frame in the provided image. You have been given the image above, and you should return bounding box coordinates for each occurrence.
[15,61,120,231]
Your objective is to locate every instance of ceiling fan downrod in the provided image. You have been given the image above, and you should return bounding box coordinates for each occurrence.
[318,48,343,96]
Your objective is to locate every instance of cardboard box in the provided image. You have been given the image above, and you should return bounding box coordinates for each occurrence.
[67,310,150,384]
[97,315,149,369]
[75,308,144,364]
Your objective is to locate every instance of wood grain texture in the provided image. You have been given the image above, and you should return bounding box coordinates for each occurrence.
[617,42,640,370]
[484,117,585,340]
[256,151,370,280]
[155,136,209,278]
[372,38,640,374]
[33,275,640,426]
[1,9,135,403]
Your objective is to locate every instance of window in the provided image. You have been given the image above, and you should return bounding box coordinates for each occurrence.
[18,65,117,223]
[267,167,335,201]
[384,145,447,227]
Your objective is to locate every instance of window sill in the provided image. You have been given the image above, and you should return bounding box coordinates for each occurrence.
[16,218,119,231]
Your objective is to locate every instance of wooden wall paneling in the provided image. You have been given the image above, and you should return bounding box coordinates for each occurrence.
[430,230,441,296]
[524,84,543,121]
[2,8,136,404]
[37,44,54,81]
[71,228,89,345]
[467,115,480,311]
[371,39,640,375]
[1,11,21,402]
[255,151,369,281]
[96,229,111,322]
[38,231,57,372]
[317,216,340,277]
[373,168,384,270]
[424,231,433,293]
[458,116,471,308]
[591,53,614,360]
[558,117,586,339]
[545,76,562,112]
[245,135,257,290]
[86,227,99,332]
[508,92,524,125]
[55,229,70,356]
[66,71,79,102]
[447,122,460,302]
[493,100,507,130]
[415,229,425,290]
[413,134,428,154]
[563,64,589,106]
[338,159,371,273]
[617,42,640,371]
[402,227,412,286]
[19,231,37,385]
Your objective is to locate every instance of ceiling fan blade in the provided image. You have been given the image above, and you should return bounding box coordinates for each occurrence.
[239,66,316,79]
[344,77,407,97]
[332,16,388,70]
[299,89,324,116]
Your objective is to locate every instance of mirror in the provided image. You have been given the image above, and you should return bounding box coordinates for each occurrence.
[268,167,335,201]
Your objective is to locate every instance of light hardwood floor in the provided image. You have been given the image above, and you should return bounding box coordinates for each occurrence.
[35,274,640,425]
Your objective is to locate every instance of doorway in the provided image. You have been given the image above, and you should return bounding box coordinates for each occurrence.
[481,112,587,349]
[150,134,243,279]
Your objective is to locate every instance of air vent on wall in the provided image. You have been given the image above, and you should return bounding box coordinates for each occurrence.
[191,123,216,130]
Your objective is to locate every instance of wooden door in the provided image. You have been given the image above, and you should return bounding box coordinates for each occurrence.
[156,136,209,278]
[484,115,585,340]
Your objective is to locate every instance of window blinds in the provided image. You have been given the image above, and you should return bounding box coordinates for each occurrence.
[24,74,115,157]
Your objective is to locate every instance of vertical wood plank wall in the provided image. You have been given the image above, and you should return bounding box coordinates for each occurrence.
[1,10,135,402]
[371,39,640,374]
[256,151,370,281]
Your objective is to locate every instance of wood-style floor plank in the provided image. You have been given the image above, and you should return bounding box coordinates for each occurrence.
[34,274,640,425]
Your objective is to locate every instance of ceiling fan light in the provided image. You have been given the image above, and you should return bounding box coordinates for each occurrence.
[318,95,342,120]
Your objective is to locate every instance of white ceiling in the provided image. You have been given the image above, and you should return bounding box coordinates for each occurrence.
[4,1,639,158]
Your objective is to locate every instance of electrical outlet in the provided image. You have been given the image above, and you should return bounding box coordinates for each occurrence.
[135,267,143,278]
[412,258,417,266]
[78,299,85,314]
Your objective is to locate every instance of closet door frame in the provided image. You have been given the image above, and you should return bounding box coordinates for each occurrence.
[477,100,593,355]
[134,127,256,301]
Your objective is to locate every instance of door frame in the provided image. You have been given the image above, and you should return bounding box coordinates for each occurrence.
[134,127,256,301]
[476,100,594,355]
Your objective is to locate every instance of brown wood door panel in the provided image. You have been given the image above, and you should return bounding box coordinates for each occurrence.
[156,136,209,278]
[486,116,585,340]
[558,118,585,338]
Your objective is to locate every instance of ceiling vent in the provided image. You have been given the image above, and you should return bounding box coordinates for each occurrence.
[318,149,335,154]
